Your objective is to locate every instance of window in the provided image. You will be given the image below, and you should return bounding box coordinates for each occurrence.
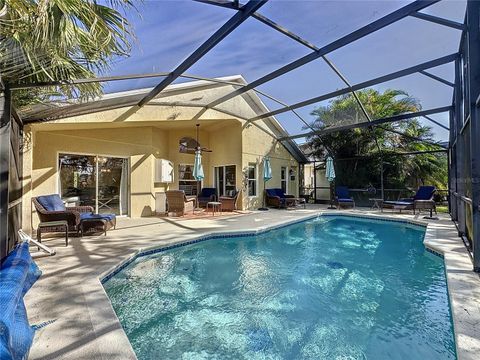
[58,153,128,215]
[178,164,199,195]
[247,163,257,196]
[214,165,236,196]
[281,166,287,194]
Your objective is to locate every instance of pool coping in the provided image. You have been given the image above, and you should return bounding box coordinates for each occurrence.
[91,211,478,360]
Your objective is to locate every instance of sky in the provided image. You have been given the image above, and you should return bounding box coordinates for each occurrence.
[102,0,466,143]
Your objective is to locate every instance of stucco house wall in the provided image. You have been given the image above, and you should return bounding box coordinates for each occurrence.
[21,76,306,234]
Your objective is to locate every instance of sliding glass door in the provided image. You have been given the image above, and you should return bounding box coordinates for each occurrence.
[214,165,236,197]
[59,153,129,215]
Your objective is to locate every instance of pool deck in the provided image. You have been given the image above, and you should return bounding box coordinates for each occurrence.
[25,205,480,360]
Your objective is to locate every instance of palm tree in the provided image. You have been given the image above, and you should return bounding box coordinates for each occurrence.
[307,89,447,190]
[0,0,136,102]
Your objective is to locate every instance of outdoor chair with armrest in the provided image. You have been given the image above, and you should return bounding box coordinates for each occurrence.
[33,194,93,237]
[265,188,297,208]
[219,190,239,211]
[197,188,217,208]
[335,186,355,209]
[166,190,197,216]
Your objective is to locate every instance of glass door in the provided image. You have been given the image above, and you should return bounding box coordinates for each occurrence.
[59,154,96,209]
[97,157,129,215]
[215,166,224,197]
[214,165,236,196]
[59,153,128,215]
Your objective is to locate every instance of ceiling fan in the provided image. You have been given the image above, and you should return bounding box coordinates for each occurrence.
[179,124,212,154]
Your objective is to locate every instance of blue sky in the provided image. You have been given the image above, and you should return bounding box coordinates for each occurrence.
[103,0,466,143]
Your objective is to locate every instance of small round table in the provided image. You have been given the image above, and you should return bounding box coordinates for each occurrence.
[369,198,383,211]
[207,201,222,216]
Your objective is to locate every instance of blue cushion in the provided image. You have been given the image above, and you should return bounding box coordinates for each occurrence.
[337,198,354,202]
[199,188,216,198]
[384,201,413,206]
[0,242,41,360]
[335,186,350,199]
[274,189,286,198]
[266,189,278,197]
[80,213,116,222]
[414,186,436,200]
[36,194,66,212]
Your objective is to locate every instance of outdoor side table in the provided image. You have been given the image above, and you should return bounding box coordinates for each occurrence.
[207,201,222,216]
[37,220,69,246]
[80,218,108,236]
[369,198,383,211]
[414,199,436,217]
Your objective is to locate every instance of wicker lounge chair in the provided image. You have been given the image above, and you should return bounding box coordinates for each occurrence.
[33,194,93,237]
[219,190,239,211]
[383,185,436,213]
[197,188,217,207]
[335,186,355,209]
[166,190,196,216]
[265,188,297,208]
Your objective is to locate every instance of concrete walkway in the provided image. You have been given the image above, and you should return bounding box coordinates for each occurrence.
[24,206,479,359]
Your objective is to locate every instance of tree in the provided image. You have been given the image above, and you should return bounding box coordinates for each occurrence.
[0,0,136,103]
[306,89,447,192]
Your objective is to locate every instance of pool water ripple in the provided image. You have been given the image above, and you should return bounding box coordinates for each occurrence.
[104,216,456,359]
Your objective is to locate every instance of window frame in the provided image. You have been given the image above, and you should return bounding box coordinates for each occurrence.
[178,163,201,195]
[281,166,288,194]
[247,162,257,197]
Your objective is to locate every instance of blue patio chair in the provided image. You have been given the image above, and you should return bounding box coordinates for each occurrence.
[383,185,436,213]
[197,188,217,207]
[265,188,296,208]
[335,186,355,208]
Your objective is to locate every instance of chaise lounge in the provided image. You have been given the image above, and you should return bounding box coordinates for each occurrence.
[265,188,297,208]
[33,194,93,238]
[382,185,436,214]
[33,194,116,239]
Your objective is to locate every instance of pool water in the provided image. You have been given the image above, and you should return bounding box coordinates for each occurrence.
[104,216,456,359]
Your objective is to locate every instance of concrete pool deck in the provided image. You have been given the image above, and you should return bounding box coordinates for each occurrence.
[25,205,480,360]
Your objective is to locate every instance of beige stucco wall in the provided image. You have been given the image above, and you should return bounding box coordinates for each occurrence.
[240,122,299,209]
[22,125,166,233]
[21,81,302,233]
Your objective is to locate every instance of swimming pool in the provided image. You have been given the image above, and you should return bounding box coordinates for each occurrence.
[103,215,456,359]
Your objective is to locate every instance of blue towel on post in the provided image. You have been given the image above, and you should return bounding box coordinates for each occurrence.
[0,242,41,360]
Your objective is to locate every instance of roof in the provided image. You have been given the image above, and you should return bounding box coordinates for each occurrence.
[20,75,309,163]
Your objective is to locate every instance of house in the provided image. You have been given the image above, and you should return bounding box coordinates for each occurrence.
[20,75,308,232]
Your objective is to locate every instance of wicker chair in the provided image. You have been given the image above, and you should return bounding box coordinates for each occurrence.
[197,188,217,208]
[33,194,93,237]
[166,190,196,216]
[265,188,296,208]
[219,190,239,211]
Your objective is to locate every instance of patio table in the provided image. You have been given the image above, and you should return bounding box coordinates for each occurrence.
[207,201,222,216]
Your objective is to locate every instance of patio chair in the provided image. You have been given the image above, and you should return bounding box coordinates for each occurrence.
[383,185,436,213]
[166,190,196,216]
[219,190,239,211]
[33,194,93,237]
[335,186,355,209]
[265,188,296,208]
[197,187,217,207]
